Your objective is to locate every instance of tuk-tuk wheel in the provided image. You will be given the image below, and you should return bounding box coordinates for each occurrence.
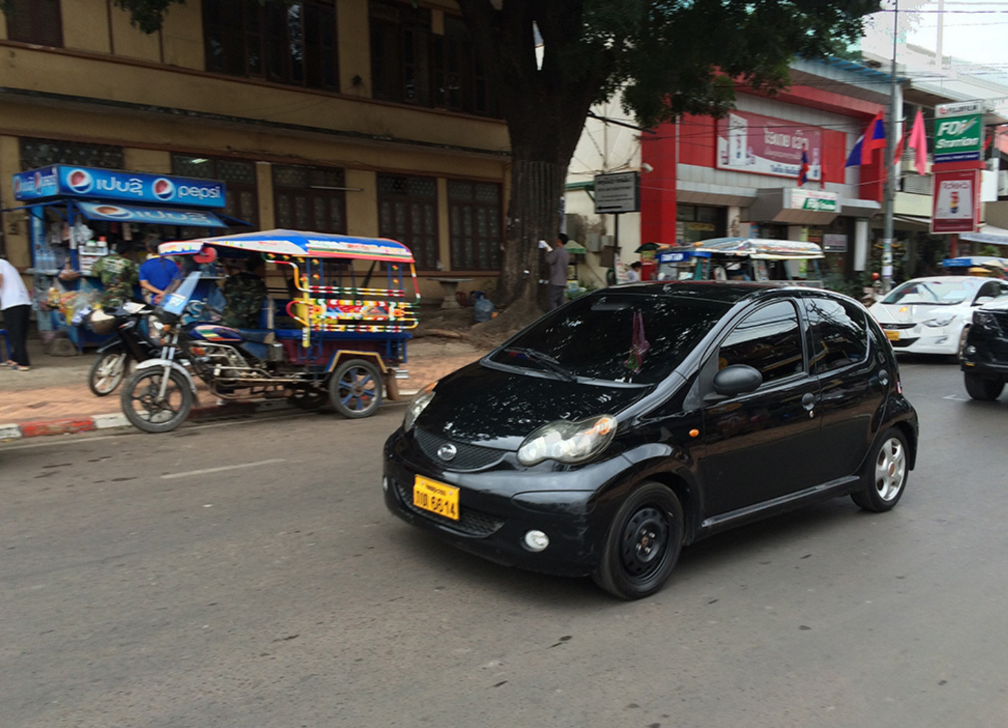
[329,359,383,418]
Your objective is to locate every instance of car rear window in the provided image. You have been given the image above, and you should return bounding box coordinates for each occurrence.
[489,292,731,384]
[806,297,869,373]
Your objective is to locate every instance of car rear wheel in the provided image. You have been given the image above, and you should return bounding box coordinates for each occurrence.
[593,482,683,600]
[852,428,908,512]
[964,372,1004,401]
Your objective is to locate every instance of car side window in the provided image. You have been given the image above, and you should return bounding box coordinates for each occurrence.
[805,297,869,373]
[718,301,805,385]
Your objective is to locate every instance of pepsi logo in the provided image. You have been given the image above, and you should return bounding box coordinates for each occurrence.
[67,168,93,193]
[152,178,175,200]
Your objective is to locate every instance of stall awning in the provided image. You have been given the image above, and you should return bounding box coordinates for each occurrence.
[76,201,227,228]
[960,224,1008,246]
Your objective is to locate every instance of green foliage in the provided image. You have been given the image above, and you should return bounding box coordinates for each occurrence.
[823,272,865,299]
[110,0,185,33]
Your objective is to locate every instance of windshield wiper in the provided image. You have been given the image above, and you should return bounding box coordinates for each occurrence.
[501,346,577,381]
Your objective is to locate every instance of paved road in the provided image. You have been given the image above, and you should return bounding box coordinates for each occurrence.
[2,358,1006,728]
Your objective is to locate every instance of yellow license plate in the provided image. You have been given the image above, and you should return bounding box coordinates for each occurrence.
[413,476,460,521]
[885,329,901,341]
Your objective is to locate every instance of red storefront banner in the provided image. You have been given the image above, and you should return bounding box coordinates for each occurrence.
[716,110,824,181]
[932,169,980,234]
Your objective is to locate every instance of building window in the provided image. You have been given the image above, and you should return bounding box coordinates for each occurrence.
[448,180,501,271]
[5,0,63,47]
[172,155,259,229]
[370,2,498,117]
[377,174,438,270]
[202,0,338,91]
[272,165,347,233]
[20,138,123,171]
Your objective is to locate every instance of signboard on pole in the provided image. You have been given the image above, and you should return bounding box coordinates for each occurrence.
[932,169,980,233]
[594,171,640,214]
[934,101,984,164]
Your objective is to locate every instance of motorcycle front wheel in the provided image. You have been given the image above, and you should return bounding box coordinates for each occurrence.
[121,368,193,433]
[89,351,128,397]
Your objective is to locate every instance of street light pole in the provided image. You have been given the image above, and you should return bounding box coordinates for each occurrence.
[882,0,899,293]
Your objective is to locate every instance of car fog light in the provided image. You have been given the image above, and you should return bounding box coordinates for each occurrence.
[966,345,977,355]
[523,530,550,552]
[382,476,389,493]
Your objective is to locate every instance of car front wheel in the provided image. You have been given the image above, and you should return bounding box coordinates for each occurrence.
[852,428,909,512]
[964,372,1004,401]
[593,482,684,600]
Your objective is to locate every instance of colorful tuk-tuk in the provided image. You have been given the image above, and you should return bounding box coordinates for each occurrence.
[655,248,712,281]
[119,229,420,433]
[690,237,825,286]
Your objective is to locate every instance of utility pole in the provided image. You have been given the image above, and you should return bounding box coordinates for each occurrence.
[882,0,899,293]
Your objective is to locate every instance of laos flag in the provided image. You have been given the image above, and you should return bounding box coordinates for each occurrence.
[797,151,810,186]
[845,112,886,167]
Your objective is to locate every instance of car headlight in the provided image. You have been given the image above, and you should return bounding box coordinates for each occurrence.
[403,383,436,432]
[973,310,999,332]
[922,315,956,328]
[517,415,617,466]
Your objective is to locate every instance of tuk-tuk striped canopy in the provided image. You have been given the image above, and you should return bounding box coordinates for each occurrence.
[159,229,415,264]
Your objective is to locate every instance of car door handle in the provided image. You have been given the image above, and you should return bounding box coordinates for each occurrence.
[801,392,816,410]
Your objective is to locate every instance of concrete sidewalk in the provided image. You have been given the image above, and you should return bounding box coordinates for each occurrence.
[0,336,489,441]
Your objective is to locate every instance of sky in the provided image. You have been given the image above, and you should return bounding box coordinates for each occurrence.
[863,0,1008,69]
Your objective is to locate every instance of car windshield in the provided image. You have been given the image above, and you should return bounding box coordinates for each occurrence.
[882,279,975,306]
[488,292,731,384]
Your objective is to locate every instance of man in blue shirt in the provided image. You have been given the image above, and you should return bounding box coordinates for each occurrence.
[138,239,180,304]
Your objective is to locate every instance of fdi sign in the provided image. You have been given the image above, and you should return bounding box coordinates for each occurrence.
[788,188,838,212]
[934,101,984,163]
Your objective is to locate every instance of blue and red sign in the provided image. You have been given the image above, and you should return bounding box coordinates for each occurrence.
[12,166,226,209]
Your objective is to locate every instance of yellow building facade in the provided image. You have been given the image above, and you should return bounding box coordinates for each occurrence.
[0,0,510,301]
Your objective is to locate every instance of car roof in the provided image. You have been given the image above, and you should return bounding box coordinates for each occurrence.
[604,279,826,304]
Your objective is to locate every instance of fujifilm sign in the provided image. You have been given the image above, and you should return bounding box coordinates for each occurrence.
[934,100,984,163]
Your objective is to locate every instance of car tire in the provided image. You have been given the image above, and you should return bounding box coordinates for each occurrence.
[593,482,684,600]
[964,372,1004,401]
[852,428,909,512]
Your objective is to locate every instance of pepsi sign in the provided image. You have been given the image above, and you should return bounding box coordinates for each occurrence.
[13,166,226,208]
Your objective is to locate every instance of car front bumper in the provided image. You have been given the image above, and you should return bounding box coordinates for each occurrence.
[882,324,963,355]
[382,427,633,578]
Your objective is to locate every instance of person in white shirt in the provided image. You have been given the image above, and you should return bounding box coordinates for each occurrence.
[0,257,33,370]
[625,261,642,282]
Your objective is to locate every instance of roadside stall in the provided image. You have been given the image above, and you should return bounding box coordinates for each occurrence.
[8,165,234,351]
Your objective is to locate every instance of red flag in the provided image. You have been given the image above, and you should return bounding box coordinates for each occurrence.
[893,132,905,162]
[797,151,810,187]
[984,132,993,151]
[908,108,927,175]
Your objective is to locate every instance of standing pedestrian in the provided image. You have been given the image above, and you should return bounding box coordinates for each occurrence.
[539,233,570,310]
[138,238,180,304]
[0,257,34,370]
[625,261,642,282]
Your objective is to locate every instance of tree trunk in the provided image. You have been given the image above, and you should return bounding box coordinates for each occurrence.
[498,159,568,306]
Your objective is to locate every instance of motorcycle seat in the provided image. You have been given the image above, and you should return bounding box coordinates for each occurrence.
[235,329,276,344]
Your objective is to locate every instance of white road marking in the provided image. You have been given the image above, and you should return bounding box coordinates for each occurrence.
[944,394,970,401]
[161,458,287,480]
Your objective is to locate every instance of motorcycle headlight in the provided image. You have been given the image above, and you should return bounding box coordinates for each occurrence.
[517,415,617,467]
[922,315,956,328]
[404,383,436,432]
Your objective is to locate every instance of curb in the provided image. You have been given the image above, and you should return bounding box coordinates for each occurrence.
[0,390,419,443]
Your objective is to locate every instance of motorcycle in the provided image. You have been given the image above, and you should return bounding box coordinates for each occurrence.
[86,302,165,396]
[119,230,419,433]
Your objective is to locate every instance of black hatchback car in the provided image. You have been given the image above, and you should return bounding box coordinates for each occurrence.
[383,282,918,600]
[961,295,1008,400]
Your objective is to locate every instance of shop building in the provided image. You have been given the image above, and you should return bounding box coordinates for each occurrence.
[0,0,509,304]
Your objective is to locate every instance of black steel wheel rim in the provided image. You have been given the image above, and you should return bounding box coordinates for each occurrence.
[619,506,670,578]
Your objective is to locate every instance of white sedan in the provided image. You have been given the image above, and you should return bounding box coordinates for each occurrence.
[869,276,1008,357]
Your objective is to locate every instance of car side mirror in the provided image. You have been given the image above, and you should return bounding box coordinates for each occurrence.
[711,364,763,398]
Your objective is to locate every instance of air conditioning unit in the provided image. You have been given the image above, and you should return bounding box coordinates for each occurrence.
[601,234,615,248]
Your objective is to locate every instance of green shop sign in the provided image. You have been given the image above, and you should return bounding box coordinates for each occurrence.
[934,101,983,163]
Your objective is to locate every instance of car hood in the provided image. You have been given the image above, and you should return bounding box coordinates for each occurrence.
[980,297,1008,312]
[869,301,965,323]
[415,362,652,449]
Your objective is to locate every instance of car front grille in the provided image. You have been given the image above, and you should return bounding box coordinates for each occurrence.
[985,311,1008,335]
[413,427,508,471]
[393,477,505,537]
